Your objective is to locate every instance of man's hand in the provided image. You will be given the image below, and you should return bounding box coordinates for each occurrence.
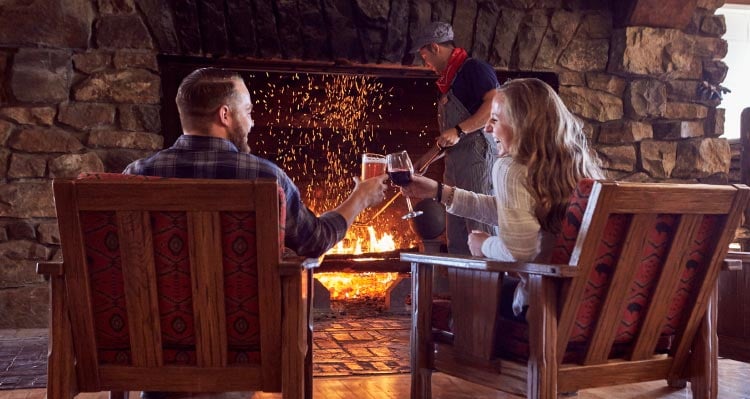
[468,230,490,256]
[334,174,389,227]
[352,174,388,209]
[437,127,461,148]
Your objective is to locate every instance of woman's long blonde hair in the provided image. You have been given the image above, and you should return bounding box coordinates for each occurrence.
[499,78,605,234]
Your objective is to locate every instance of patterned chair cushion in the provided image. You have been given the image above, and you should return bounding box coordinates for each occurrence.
[549,178,596,264]
[76,173,285,365]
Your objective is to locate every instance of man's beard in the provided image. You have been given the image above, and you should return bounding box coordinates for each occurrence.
[229,126,250,153]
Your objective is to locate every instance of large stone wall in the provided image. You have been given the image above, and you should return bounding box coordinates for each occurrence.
[0,0,729,327]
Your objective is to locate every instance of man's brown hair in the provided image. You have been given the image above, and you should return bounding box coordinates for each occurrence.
[176,67,244,130]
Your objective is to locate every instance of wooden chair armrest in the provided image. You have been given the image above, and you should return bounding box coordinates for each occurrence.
[400,251,578,278]
[36,261,63,276]
[279,254,321,275]
[723,251,750,271]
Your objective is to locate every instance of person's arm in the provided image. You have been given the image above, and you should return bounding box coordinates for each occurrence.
[281,172,386,257]
[456,88,496,133]
[437,87,495,147]
[480,210,540,260]
[402,174,498,226]
[443,185,498,226]
[438,52,499,145]
[475,159,541,261]
[438,87,495,147]
[327,175,388,226]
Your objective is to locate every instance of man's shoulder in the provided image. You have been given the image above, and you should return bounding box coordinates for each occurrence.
[460,58,496,77]
[123,147,289,181]
[238,152,286,175]
[123,149,170,173]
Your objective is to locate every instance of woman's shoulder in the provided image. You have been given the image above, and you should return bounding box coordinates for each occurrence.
[495,156,527,180]
[494,157,533,204]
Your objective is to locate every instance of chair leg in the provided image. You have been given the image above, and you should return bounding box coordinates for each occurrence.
[305,270,314,399]
[47,274,77,399]
[689,285,718,399]
[411,262,433,399]
[666,377,687,389]
[526,276,558,399]
[109,391,127,399]
[282,270,308,399]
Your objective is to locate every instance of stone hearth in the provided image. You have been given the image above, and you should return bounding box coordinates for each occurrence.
[0,0,732,328]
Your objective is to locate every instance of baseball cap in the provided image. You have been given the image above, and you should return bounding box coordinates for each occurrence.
[410,21,454,53]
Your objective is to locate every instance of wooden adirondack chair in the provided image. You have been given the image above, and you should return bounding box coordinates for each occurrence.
[37,174,315,399]
[402,180,749,399]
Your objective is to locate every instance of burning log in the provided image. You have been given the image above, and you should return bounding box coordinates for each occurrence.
[317,249,414,273]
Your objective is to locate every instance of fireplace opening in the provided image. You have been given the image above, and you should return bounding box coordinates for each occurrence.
[158,56,559,311]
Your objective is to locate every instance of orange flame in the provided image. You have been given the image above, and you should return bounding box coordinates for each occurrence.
[318,225,401,300]
[326,226,395,255]
[316,272,399,300]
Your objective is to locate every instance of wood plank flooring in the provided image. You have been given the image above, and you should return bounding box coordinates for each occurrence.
[2,358,749,399]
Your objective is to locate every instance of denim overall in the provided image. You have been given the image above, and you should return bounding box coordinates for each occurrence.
[437,63,497,254]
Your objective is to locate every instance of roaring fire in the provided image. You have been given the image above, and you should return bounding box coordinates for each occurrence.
[319,225,402,301]
[251,72,420,255]
[250,73,421,302]
[327,226,395,255]
[316,272,399,300]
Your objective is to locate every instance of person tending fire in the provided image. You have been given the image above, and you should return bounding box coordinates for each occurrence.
[411,21,498,255]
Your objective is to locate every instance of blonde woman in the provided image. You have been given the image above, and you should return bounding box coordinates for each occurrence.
[401,78,604,315]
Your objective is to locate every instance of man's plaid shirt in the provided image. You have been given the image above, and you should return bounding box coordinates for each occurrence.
[123,135,346,257]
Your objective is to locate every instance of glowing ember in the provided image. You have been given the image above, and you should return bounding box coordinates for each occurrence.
[252,74,389,213]
[250,72,420,253]
[315,272,399,300]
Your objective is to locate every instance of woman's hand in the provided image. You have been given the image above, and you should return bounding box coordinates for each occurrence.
[400,174,439,200]
[468,230,490,256]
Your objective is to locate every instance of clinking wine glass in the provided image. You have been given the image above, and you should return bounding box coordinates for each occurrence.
[385,150,423,220]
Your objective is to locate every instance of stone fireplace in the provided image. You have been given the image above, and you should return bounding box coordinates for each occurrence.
[0,0,731,328]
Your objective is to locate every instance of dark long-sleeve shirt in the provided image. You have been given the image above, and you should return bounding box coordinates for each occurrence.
[123,135,346,257]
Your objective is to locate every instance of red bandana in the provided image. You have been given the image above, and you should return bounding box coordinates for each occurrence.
[436,47,468,94]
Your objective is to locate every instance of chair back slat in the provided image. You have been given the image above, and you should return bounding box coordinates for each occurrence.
[667,186,749,377]
[629,214,705,360]
[556,181,614,362]
[557,181,750,367]
[254,183,283,389]
[74,181,265,211]
[54,181,101,390]
[53,176,286,392]
[597,183,739,214]
[583,213,659,364]
[187,211,228,367]
[117,210,163,368]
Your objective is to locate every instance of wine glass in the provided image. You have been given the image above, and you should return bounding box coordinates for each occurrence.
[386,150,423,220]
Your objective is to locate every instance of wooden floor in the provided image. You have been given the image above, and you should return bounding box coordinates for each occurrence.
[3,358,749,399]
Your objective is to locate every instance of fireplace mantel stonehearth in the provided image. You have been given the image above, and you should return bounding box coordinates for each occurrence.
[0,0,732,328]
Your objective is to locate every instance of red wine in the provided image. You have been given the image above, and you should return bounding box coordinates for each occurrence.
[388,169,412,186]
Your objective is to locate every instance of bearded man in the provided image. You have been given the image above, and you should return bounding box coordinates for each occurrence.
[124,67,387,258]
